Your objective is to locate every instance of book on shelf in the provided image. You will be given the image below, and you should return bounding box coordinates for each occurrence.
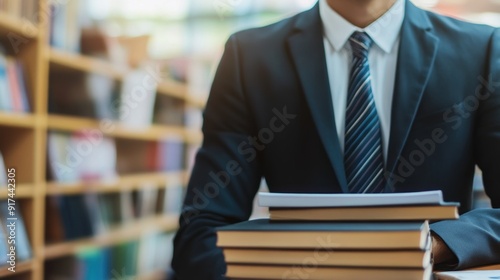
[44,244,136,280]
[0,218,9,265]
[137,230,176,275]
[117,139,186,174]
[44,254,84,280]
[148,138,186,172]
[0,49,30,113]
[47,131,117,183]
[226,264,432,280]
[119,68,158,128]
[116,139,152,174]
[97,193,123,229]
[184,106,203,129]
[46,187,178,243]
[0,152,7,186]
[46,193,131,242]
[137,232,159,275]
[50,0,83,52]
[0,201,32,261]
[137,184,158,218]
[83,193,107,235]
[119,190,135,223]
[161,180,185,215]
[48,69,119,119]
[186,57,214,102]
[45,196,66,243]
[0,0,38,22]
[0,51,10,111]
[86,73,116,120]
[110,241,139,279]
[57,195,95,240]
[216,219,430,250]
[154,94,185,126]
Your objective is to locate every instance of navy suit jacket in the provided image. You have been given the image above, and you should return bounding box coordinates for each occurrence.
[173,1,500,279]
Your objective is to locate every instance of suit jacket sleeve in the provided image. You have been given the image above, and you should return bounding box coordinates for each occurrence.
[171,34,263,279]
[430,28,500,270]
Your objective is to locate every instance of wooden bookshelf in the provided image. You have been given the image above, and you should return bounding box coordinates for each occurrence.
[43,214,178,260]
[49,48,124,80]
[47,114,188,141]
[0,261,34,277]
[0,1,206,279]
[156,79,188,100]
[46,171,189,195]
[138,270,167,280]
[0,184,35,199]
[0,112,36,128]
[0,11,39,38]
[186,94,208,109]
[157,81,207,109]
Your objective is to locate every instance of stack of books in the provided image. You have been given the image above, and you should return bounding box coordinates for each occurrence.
[217,191,459,280]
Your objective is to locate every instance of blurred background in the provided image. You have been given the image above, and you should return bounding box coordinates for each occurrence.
[0,0,497,279]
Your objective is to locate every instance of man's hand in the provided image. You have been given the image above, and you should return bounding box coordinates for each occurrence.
[432,232,456,266]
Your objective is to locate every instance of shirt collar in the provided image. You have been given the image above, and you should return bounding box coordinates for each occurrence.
[319,0,405,53]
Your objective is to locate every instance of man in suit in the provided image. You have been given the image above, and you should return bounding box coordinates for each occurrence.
[172,0,500,278]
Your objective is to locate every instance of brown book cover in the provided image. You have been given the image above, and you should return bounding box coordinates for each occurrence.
[270,204,458,222]
[226,264,432,280]
[217,219,429,250]
[223,240,431,268]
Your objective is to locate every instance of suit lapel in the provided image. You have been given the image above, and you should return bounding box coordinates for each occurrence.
[287,4,348,192]
[386,1,440,190]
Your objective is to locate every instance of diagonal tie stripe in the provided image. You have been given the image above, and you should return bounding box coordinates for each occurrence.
[344,32,386,193]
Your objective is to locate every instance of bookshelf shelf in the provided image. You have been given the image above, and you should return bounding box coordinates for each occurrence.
[49,48,207,108]
[43,214,179,260]
[0,112,36,128]
[157,81,207,109]
[186,95,207,109]
[137,270,166,280]
[185,129,204,144]
[45,171,188,195]
[156,79,187,100]
[48,48,124,80]
[0,12,38,39]
[47,114,188,141]
[0,260,34,277]
[0,184,35,199]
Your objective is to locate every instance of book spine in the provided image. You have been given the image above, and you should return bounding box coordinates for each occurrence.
[15,61,30,112]
[0,53,12,111]
[6,58,22,112]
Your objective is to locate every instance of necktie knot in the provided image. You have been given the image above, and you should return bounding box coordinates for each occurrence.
[349,31,373,59]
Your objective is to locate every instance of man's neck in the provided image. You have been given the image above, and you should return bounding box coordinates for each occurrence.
[326,0,398,28]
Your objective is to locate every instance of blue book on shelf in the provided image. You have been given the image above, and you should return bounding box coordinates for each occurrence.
[0,52,12,111]
[78,248,109,280]
[0,201,32,261]
[58,195,94,240]
[0,219,8,264]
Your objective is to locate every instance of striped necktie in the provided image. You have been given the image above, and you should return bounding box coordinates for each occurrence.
[344,31,386,193]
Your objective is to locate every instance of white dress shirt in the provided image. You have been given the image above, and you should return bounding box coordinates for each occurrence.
[319,0,405,159]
